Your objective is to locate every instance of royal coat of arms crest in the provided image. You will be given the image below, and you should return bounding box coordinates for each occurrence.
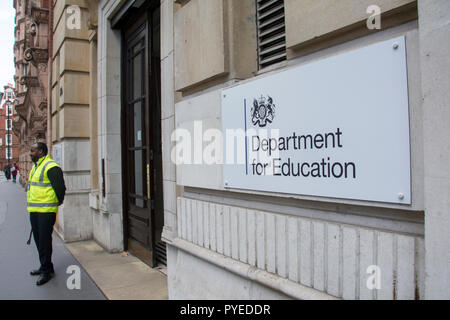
[251,95,276,127]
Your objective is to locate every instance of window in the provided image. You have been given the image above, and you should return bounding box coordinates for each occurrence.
[5,119,12,130]
[256,0,287,69]
[7,105,13,116]
[6,134,12,146]
[7,92,12,100]
[0,138,2,146]
[6,148,12,160]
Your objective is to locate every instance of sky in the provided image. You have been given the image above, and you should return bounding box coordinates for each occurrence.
[0,1,16,91]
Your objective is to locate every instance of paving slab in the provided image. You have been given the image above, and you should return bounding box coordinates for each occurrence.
[66,240,168,300]
[0,180,106,300]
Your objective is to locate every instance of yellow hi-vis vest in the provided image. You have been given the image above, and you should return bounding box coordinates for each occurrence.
[27,155,61,213]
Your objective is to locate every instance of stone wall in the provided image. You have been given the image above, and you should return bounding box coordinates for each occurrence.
[165,0,430,300]
[50,0,92,241]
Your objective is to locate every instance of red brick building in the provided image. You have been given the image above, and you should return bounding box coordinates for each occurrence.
[0,84,19,172]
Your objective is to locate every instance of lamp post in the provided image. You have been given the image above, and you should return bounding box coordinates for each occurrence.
[6,99,10,165]
[6,100,10,166]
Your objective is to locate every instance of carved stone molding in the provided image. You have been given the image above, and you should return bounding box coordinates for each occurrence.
[31,8,49,24]
[30,115,47,138]
[14,103,27,121]
[12,119,22,137]
[37,101,47,111]
[15,39,25,47]
[20,76,39,87]
[38,63,47,72]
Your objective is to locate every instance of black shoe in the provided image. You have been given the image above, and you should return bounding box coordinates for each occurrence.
[30,269,41,276]
[30,269,54,276]
[36,273,53,286]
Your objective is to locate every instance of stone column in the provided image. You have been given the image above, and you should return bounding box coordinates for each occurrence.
[88,0,99,192]
[420,0,450,299]
[161,0,178,243]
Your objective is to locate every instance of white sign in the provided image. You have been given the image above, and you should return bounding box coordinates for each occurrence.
[222,37,411,204]
[53,144,62,165]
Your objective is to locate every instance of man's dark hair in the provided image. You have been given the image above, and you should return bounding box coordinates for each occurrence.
[36,142,48,156]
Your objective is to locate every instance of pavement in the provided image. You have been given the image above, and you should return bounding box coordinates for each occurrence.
[0,175,168,300]
[65,241,168,300]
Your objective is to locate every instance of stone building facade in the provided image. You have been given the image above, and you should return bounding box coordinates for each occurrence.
[0,85,19,170]
[18,0,450,300]
[94,0,450,300]
[13,0,50,185]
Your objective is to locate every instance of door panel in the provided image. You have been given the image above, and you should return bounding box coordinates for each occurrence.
[120,3,165,268]
[123,20,153,260]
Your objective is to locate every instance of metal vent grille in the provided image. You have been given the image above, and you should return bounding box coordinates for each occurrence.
[155,241,167,266]
[256,0,287,69]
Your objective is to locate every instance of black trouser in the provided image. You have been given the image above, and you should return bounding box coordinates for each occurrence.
[30,212,56,274]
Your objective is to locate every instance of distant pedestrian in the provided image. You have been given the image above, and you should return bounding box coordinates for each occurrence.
[3,164,11,180]
[11,163,18,183]
[28,142,66,286]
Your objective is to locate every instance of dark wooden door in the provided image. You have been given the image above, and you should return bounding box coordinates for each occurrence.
[121,3,165,268]
[122,17,154,266]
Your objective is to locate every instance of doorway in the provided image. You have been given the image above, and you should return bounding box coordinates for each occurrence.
[118,1,165,267]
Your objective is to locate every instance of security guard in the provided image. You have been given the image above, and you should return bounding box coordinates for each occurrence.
[27,142,66,286]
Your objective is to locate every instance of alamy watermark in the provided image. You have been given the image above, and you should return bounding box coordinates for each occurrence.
[367,5,381,30]
[66,265,81,290]
[66,5,81,30]
[366,265,382,290]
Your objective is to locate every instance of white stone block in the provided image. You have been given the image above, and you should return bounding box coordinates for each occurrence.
[192,200,198,245]
[105,173,122,194]
[359,229,375,300]
[247,210,256,267]
[105,134,122,174]
[377,232,394,300]
[287,216,299,283]
[161,117,176,182]
[105,95,121,135]
[266,214,276,274]
[342,227,357,300]
[230,207,239,260]
[209,203,217,252]
[186,199,192,242]
[313,222,325,291]
[216,204,224,255]
[256,211,265,270]
[105,193,122,214]
[161,55,175,119]
[203,202,210,249]
[177,198,182,237]
[238,208,247,264]
[109,212,123,252]
[300,219,312,287]
[89,192,99,210]
[396,235,415,300]
[181,198,187,239]
[160,0,174,59]
[59,140,91,172]
[416,237,425,300]
[327,224,341,297]
[197,201,204,247]
[276,215,287,278]
[223,206,231,257]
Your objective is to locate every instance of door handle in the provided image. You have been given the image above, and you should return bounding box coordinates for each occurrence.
[147,164,151,200]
